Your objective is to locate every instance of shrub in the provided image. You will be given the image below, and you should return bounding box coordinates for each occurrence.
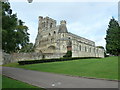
[63,51,72,57]
[18,57,101,65]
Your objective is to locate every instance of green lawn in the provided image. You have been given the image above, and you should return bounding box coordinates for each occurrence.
[3,56,118,80]
[2,75,44,89]
[0,75,2,89]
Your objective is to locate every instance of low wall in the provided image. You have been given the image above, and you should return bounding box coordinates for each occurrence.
[1,52,65,65]
[2,52,43,65]
[2,52,13,65]
[1,49,104,65]
[12,52,43,61]
[0,50,3,65]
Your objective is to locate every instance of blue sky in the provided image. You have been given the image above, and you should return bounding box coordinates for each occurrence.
[9,0,118,48]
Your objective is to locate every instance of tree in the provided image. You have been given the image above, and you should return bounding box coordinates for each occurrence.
[2,1,30,53]
[20,43,34,53]
[105,17,120,56]
[96,46,104,49]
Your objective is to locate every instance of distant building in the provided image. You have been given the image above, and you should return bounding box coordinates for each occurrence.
[34,16,104,58]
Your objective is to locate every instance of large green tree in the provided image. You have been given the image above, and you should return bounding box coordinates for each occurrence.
[105,18,120,56]
[2,1,30,53]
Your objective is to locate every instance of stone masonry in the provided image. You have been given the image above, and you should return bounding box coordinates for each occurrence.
[34,16,104,58]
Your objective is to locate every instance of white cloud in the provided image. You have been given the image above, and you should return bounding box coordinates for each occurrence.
[67,22,106,47]
[9,2,117,48]
[67,13,113,48]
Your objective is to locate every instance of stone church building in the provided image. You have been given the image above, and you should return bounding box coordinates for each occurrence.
[34,16,104,58]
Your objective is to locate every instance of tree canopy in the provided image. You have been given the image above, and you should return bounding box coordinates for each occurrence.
[2,1,31,53]
[105,18,120,56]
[96,46,104,49]
[20,43,34,53]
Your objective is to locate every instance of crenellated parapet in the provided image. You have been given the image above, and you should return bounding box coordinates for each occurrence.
[38,16,56,32]
[60,20,66,25]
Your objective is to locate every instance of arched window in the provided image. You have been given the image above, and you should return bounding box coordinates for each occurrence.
[50,23,52,28]
[89,48,91,52]
[79,45,81,51]
[43,22,45,27]
[94,48,95,53]
[54,31,56,34]
[96,49,98,53]
[42,23,44,28]
[85,46,87,52]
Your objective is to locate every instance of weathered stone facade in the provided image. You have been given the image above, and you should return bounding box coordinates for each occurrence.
[34,16,104,58]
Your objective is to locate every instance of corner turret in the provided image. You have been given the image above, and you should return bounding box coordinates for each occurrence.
[58,20,68,33]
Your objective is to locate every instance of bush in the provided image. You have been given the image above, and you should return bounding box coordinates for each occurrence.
[18,57,101,65]
[63,51,72,57]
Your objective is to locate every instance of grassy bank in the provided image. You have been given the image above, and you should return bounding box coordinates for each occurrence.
[2,75,44,89]
[3,56,118,80]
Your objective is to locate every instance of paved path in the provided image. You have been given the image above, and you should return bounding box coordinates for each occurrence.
[2,67,118,88]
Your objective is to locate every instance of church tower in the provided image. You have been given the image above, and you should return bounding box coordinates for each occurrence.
[38,16,56,33]
[34,16,57,52]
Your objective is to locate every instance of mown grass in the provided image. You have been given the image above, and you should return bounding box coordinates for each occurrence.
[0,75,2,89]
[3,56,118,80]
[2,75,44,89]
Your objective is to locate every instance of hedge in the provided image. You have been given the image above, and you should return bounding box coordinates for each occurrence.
[18,57,101,65]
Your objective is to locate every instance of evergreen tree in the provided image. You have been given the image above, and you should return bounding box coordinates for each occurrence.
[2,1,30,53]
[105,17,120,56]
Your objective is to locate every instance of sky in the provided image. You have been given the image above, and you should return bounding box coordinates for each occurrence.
[8,0,118,48]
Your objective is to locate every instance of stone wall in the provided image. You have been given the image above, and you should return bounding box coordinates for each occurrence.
[1,52,65,65]
[2,52,13,65]
[44,53,65,59]
[2,52,43,65]
[67,33,104,58]
[0,50,3,65]
[11,52,43,61]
